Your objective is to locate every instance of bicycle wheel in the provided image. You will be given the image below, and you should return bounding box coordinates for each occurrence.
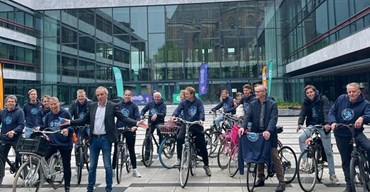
[125,143,131,173]
[13,159,43,192]
[76,146,84,184]
[315,149,324,182]
[179,144,190,188]
[246,163,257,192]
[217,142,229,170]
[350,156,368,192]
[278,146,297,184]
[48,153,64,189]
[227,146,238,177]
[141,135,153,167]
[116,144,124,184]
[158,137,177,169]
[84,143,90,171]
[190,144,197,176]
[205,128,219,157]
[297,150,317,192]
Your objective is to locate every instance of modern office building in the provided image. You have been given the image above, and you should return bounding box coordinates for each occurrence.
[0,0,369,105]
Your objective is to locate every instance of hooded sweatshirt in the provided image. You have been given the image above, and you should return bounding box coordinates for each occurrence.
[116,100,140,128]
[173,97,205,122]
[0,104,25,141]
[298,91,330,126]
[140,99,166,125]
[23,99,42,128]
[328,93,370,137]
[43,109,73,149]
[68,98,92,120]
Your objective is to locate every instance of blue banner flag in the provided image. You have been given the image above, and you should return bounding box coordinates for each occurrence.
[113,67,124,98]
[199,63,208,95]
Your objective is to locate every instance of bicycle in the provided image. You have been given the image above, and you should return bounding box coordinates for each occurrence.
[338,123,370,192]
[74,125,90,185]
[158,121,180,169]
[141,117,163,167]
[216,115,240,170]
[0,134,18,175]
[226,124,240,177]
[242,130,297,192]
[176,117,203,188]
[297,125,327,192]
[115,127,132,184]
[13,129,64,191]
[206,110,233,157]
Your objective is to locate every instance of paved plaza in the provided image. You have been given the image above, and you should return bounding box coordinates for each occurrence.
[2,105,369,192]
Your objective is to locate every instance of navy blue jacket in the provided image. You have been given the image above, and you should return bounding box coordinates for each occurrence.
[141,99,166,125]
[36,107,50,129]
[212,96,234,113]
[328,94,370,137]
[238,133,272,175]
[173,97,205,122]
[116,100,140,128]
[241,97,278,147]
[298,91,331,126]
[226,94,256,114]
[44,109,74,149]
[23,100,42,128]
[68,98,92,120]
[0,104,25,141]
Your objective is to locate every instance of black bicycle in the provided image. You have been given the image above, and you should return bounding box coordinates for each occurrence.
[297,125,326,192]
[0,134,18,175]
[74,125,90,185]
[244,131,297,192]
[115,127,132,184]
[141,116,163,167]
[338,123,370,192]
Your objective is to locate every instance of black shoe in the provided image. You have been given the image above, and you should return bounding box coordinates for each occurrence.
[255,178,265,187]
[275,183,286,192]
[203,165,211,176]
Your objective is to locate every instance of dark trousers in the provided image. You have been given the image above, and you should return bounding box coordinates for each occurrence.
[112,131,137,169]
[257,147,284,183]
[0,140,20,177]
[177,124,209,166]
[45,146,72,189]
[145,123,163,153]
[336,133,370,186]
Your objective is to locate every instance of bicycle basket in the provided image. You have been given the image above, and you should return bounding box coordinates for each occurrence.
[158,122,180,134]
[16,137,50,156]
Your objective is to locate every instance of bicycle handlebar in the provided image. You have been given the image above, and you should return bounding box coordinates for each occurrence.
[173,117,202,126]
[117,127,131,132]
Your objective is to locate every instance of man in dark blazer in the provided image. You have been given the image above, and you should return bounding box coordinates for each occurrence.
[61,86,147,192]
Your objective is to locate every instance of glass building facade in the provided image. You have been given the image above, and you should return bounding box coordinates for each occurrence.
[0,0,370,105]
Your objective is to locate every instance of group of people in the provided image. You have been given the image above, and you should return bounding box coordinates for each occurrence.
[0,85,213,192]
[297,82,370,192]
[0,82,369,192]
[231,82,369,192]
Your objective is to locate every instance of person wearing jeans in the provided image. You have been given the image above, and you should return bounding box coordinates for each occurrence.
[297,85,338,184]
[61,86,148,192]
[211,90,234,131]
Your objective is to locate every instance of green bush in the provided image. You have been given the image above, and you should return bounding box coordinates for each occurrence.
[276,100,301,109]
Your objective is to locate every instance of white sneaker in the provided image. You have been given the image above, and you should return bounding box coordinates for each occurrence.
[299,161,306,171]
[132,169,141,178]
[330,175,339,185]
[174,159,181,167]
